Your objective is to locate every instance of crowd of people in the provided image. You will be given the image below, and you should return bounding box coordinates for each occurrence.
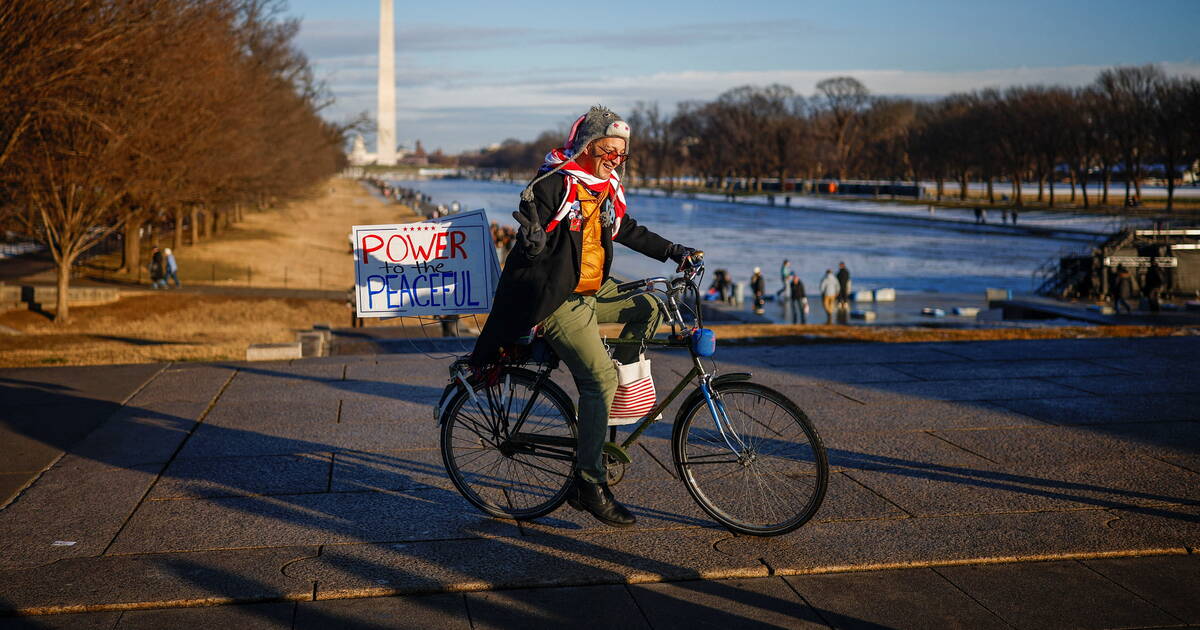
[490,222,517,263]
[973,207,1020,225]
[708,259,856,324]
[1111,261,1166,314]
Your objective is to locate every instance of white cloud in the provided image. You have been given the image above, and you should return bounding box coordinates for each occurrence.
[322,61,1200,153]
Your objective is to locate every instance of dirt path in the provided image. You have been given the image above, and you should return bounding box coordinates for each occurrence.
[168,178,418,289]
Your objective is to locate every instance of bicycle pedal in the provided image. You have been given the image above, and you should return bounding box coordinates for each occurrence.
[602,442,631,464]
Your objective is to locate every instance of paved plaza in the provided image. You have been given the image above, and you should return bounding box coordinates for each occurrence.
[1,336,1198,628]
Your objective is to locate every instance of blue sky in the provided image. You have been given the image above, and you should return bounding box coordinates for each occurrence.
[286,0,1200,154]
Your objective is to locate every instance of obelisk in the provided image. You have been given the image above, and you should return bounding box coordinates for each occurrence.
[376,0,397,166]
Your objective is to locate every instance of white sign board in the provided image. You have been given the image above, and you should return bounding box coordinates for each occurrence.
[353,209,500,318]
[1103,256,1178,268]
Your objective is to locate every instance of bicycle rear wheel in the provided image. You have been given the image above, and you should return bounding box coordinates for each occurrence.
[439,368,577,519]
[673,381,828,536]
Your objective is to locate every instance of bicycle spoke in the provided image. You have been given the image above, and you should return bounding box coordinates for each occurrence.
[442,369,577,519]
[678,383,827,536]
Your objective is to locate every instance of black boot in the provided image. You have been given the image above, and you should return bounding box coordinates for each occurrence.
[566,474,636,527]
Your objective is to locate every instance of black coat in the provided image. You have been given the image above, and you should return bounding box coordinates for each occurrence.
[471,173,673,364]
[1114,273,1134,299]
[790,278,806,299]
[750,274,765,295]
[1143,265,1164,291]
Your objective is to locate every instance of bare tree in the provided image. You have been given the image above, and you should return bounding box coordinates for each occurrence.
[1096,65,1164,204]
[813,77,870,180]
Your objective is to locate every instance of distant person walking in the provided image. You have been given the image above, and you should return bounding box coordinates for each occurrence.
[974,207,982,224]
[149,246,166,289]
[164,248,181,288]
[1112,265,1134,315]
[750,267,766,315]
[775,259,792,299]
[819,269,839,324]
[1143,260,1164,312]
[789,275,808,324]
[836,262,851,309]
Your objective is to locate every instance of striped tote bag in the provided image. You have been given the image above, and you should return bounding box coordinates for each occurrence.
[608,354,661,425]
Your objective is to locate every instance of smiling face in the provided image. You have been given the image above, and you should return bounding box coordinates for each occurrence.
[576,137,627,180]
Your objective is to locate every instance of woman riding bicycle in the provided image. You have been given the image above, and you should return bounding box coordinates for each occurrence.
[469,106,698,527]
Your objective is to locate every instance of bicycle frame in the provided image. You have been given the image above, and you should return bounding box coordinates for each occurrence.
[448,259,751,462]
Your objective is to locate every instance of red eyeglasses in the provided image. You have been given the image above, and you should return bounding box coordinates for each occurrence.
[591,146,630,163]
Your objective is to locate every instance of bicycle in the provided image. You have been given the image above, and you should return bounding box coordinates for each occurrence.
[436,254,829,536]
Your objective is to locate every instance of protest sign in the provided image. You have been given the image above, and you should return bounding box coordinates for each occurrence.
[353,209,499,318]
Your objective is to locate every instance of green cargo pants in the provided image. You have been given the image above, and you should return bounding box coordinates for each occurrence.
[539,278,664,483]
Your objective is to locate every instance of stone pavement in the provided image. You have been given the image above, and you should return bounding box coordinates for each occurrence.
[1,336,1198,628]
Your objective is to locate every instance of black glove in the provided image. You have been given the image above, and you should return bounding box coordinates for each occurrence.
[666,243,698,266]
[512,210,546,257]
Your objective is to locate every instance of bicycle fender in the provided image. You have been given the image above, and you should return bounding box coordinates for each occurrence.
[671,372,753,441]
[434,382,460,425]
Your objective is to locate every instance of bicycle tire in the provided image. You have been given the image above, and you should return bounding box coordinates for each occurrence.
[439,367,577,520]
[673,381,828,536]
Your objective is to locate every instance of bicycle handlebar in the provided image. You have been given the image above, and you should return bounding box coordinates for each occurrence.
[614,252,706,330]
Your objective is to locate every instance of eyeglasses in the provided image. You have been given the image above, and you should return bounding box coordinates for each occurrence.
[591,146,630,163]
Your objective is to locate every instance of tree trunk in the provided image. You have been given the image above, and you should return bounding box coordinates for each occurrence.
[959,173,969,200]
[173,206,184,251]
[1132,153,1143,201]
[1048,172,1055,208]
[987,177,995,205]
[1166,157,1176,212]
[54,253,73,323]
[1069,174,1076,204]
[1123,155,1134,205]
[1077,166,1090,209]
[935,176,944,201]
[1102,165,1111,205]
[190,206,200,244]
[1013,176,1023,208]
[121,216,143,275]
[1037,175,1045,203]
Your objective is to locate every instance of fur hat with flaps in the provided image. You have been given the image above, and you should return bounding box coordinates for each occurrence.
[565,106,630,155]
[519,105,631,202]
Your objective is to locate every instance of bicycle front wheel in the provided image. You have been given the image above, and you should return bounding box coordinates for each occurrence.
[674,381,828,536]
[440,368,577,520]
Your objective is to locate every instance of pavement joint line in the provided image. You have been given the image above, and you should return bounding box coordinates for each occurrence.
[458,591,474,628]
[923,429,1001,465]
[326,452,335,493]
[928,565,1019,630]
[8,548,1196,616]
[764,548,1193,578]
[622,582,656,628]
[335,399,343,424]
[2,361,171,512]
[99,367,239,557]
[817,383,866,405]
[779,573,832,627]
[1145,454,1200,476]
[1075,556,1189,626]
[1032,375,1104,396]
[839,471,915,518]
[278,547,322,603]
[0,452,65,512]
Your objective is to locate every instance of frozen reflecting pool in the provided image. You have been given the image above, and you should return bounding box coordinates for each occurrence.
[401,179,1144,297]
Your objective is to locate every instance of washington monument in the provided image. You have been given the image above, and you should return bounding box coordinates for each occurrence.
[376,0,396,166]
